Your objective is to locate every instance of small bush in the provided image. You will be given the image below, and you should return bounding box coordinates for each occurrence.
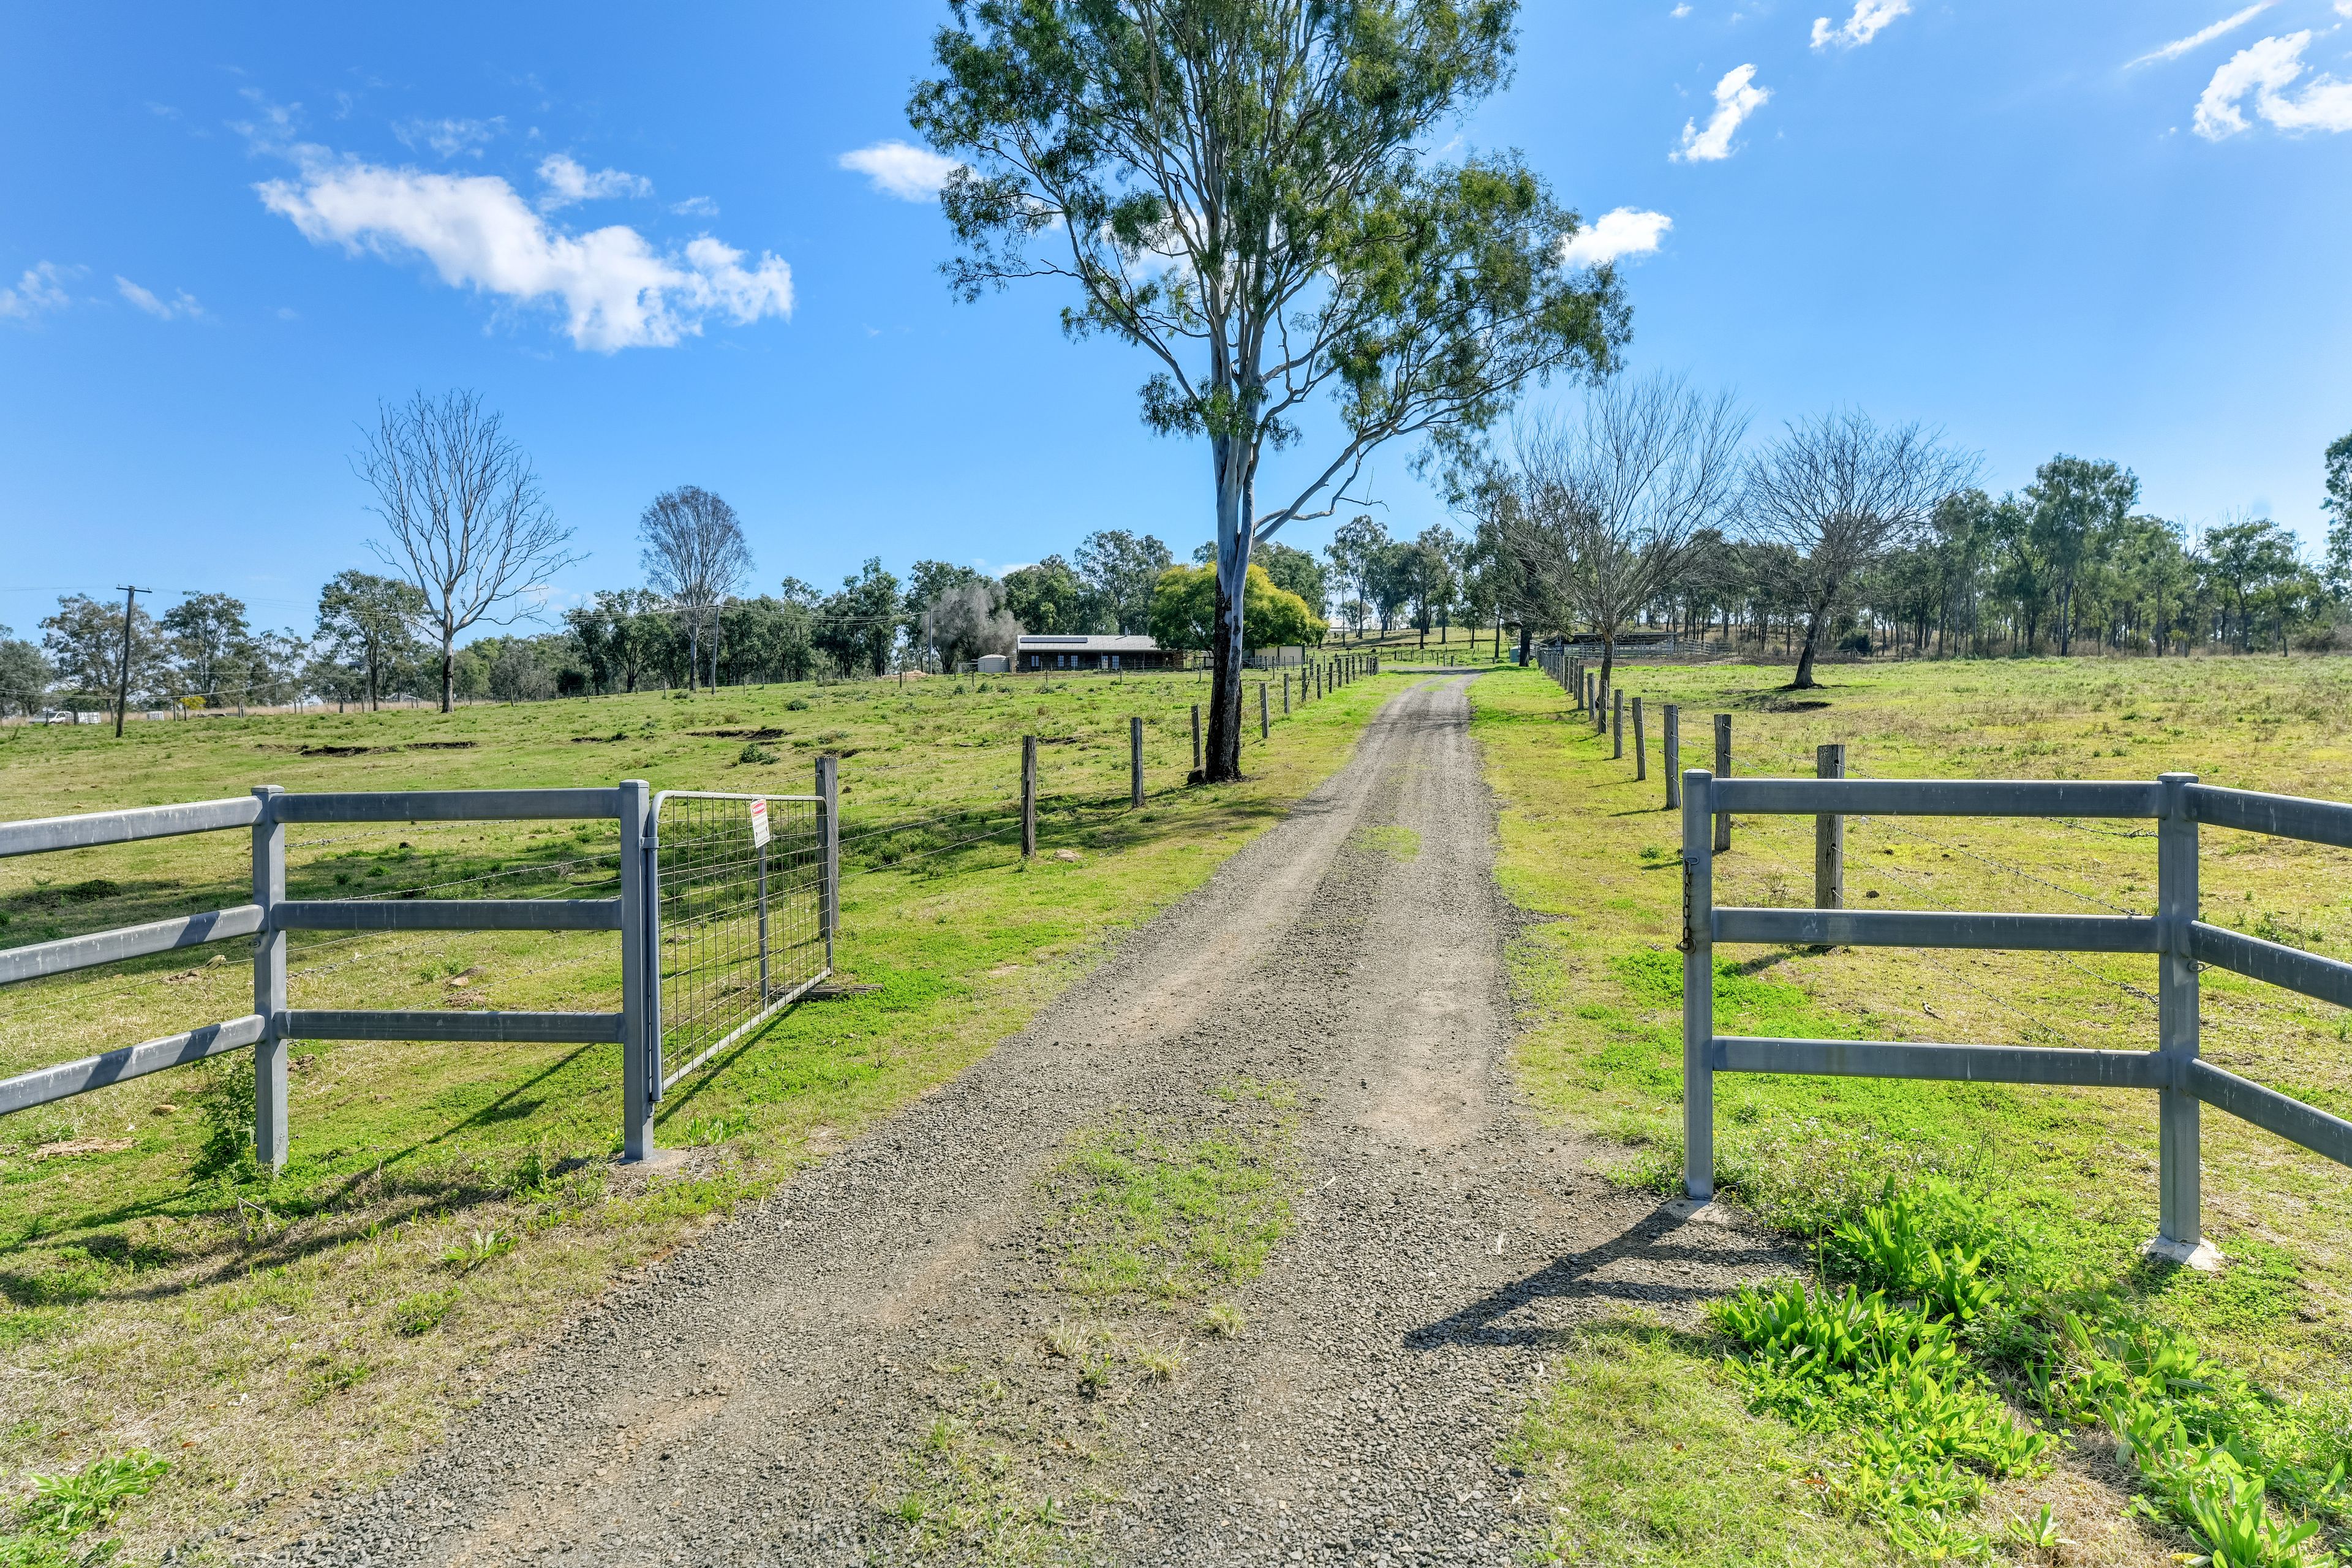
[390,1287,458,1336]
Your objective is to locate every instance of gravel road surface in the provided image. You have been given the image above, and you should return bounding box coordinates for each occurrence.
[261,675,1787,1567]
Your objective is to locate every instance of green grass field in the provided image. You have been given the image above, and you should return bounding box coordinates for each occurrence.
[1475,655,2352,1564]
[0,666,1405,1562]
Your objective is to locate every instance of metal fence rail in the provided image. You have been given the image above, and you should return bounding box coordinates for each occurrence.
[0,770,839,1168]
[1678,767,2352,1266]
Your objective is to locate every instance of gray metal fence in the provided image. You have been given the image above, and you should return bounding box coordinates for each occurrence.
[1678,768,2352,1264]
[0,767,842,1166]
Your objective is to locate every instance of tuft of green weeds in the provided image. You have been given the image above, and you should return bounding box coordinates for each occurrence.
[0,1449,168,1564]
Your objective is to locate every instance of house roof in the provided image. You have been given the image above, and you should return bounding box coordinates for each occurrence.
[1014,634,1163,651]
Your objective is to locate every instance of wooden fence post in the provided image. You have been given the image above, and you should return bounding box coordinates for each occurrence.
[1814,743,1844,909]
[1131,717,1145,809]
[1633,697,1646,781]
[1663,705,1680,809]
[1613,689,1625,760]
[1022,736,1037,858]
[1713,714,1732,852]
[1191,704,1202,775]
[1259,682,1270,741]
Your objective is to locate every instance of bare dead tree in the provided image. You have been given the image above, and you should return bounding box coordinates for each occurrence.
[1483,374,1746,693]
[1743,410,1978,688]
[638,486,752,692]
[355,390,580,712]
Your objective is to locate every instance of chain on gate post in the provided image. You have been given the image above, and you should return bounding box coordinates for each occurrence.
[251,785,287,1173]
[818,755,840,970]
[1815,744,1845,910]
[2157,771,2204,1253]
[619,778,656,1162]
[1681,768,1715,1202]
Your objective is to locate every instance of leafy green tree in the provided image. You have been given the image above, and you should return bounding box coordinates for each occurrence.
[1074,530,1175,635]
[2201,516,2301,652]
[317,570,427,710]
[2324,430,2351,605]
[1325,516,1391,639]
[1151,563,1321,650]
[718,595,818,684]
[814,557,901,676]
[1256,541,1329,620]
[160,593,255,706]
[1000,555,1096,636]
[2024,456,2138,654]
[41,593,163,713]
[903,560,984,665]
[911,0,1627,777]
[0,628,50,716]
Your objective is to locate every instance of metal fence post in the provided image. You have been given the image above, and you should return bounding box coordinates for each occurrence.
[1021,736,1038,857]
[1664,704,1681,809]
[817,755,840,967]
[1130,716,1144,808]
[1632,697,1646,781]
[251,785,287,1174]
[1682,769,1715,1201]
[1613,690,1625,759]
[756,824,771,1003]
[618,778,656,1162]
[1713,714,1733,853]
[2157,771,2205,1257]
[1815,744,1845,910]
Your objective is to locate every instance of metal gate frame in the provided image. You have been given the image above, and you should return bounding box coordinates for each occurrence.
[643,758,838,1104]
[1679,767,2352,1264]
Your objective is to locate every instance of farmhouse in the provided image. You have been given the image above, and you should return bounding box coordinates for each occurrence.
[1014,634,1186,673]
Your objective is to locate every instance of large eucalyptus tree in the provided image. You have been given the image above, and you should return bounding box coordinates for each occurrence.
[910,0,1627,778]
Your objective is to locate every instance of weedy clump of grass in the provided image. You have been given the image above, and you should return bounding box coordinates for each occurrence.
[0,1448,168,1563]
[439,1228,514,1273]
[1049,1126,1291,1305]
[390,1287,459,1337]
[1196,1300,1245,1338]
[1714,1176,2350,1565]
[736,741,780,766]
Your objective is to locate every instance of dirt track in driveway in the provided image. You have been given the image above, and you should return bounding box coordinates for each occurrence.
[263,675,1790,1568]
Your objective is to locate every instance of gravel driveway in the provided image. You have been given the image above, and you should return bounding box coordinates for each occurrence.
[262,676,1785,1567]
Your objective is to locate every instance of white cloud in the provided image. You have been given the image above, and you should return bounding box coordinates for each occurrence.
[1671,3,1692,15]
[0,262,74,322]
[536,154,654,211]
[394,116,505,159]
[2194,31,2352,138]
[1674,65,1771,162]
[839,140,963,202]
[1811,0,1909,49]
[670,195,720,218]
[256,153,793,351]
[115,276,204,319]
[2128,2,2273,68]
[1558,208,1675,267]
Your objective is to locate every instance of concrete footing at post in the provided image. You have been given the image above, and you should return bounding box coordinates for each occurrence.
[2140,1234,2223,1271]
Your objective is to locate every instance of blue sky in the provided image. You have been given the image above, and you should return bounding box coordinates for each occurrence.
[2,2,2348,640]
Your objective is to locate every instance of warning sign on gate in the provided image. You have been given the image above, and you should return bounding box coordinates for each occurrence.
[747,797,770,848]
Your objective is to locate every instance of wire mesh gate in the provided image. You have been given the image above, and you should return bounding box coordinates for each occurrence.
[649,781,835,1095]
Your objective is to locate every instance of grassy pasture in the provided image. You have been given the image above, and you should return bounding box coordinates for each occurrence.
[0,666,1404,1561]
[1475,655,2352,1561]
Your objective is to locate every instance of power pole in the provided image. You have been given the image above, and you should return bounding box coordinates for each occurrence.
[113,584,149,738]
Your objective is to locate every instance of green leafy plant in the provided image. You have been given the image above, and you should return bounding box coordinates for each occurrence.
[1,1449,169,1565]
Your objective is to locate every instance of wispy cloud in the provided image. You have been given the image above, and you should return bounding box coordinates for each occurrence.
[1811,0,1910,50]
[256,151,792,351]
[0,263,75,322]
[116,276,204,320]
[2129,2,2273,68]
[2194,31,2352,138]
[670,195,720,219]
[1558,208,1674,267]
[393,116,505,159]
[1674,65,1770,162]
[839,140,963,202]
[535,154,654,211]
